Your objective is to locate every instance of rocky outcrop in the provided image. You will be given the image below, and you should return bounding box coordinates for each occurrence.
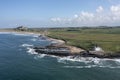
[33,45,120,58]
[33,36,120,58]
[33,45,85,57]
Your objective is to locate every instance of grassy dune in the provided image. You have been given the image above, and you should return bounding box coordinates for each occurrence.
[47,27,120,53]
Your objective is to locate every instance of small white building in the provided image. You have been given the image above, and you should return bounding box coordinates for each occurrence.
[94,46,103,51]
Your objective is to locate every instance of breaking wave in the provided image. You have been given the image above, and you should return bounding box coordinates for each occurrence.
[27,47,38,54]
[23,46,120,69]
[26,47,120,69]
[14,33,39,37]
[64,65,120,69]
[26,47,48,59]
[0,32,39,38]
[20,43,120,69]
[21,43,37,55]
[58,56,120,69]
[21,44,33,47]
[33,52,120,69]
[34,54,47,59]
[11,32,39,37]
[31,38,37,41]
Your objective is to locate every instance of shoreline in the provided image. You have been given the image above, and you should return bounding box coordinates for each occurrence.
[47,36,120,58]
[0,29,86,55]
[0,29,120,58]
[0,29,41,35]
[43,34,120,58]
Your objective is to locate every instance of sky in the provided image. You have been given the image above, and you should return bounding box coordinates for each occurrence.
[0,0,120,28]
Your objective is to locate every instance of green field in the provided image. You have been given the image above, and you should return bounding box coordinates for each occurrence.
[47,27,120,53]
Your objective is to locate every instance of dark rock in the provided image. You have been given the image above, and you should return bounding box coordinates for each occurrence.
[33,46,120,58]
[34,46,70,56]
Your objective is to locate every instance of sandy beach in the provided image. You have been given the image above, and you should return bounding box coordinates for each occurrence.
[0,29,39,34]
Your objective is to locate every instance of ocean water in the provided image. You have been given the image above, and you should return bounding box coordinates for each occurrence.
[0,32,120,80]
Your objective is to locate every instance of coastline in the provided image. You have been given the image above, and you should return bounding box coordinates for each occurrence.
[47,37,86,54]
[0,29,120,58]
[0,29,41,35]
[46,34,120,58]
[0,29,86,55]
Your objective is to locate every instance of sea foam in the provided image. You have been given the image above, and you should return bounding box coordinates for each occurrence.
[21,43,120,69]
[35,54,120,69]
[21,44,33,47]
[34,54,47,59]
[31,38,37,41]
[0,32,39,37]
[64,65,120,69]
[25,47,120,69]
[27,47,38,54]
[60,57,120,69]
[12,33,39,37]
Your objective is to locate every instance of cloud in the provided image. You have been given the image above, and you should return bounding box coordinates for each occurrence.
[51,5,120,27]
[96,6,104,13]
[110,5,120,22]
[110,5,120,15]
[51,18,61,22]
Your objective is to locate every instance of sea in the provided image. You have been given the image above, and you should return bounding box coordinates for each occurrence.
[0,32,120,80]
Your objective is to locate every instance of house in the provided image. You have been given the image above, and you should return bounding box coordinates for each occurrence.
[16,26,28,31]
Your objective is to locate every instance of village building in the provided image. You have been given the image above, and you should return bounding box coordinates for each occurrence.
[16,26,28,31]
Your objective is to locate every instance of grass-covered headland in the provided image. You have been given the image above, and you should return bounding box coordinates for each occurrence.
[47,27,120,54]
